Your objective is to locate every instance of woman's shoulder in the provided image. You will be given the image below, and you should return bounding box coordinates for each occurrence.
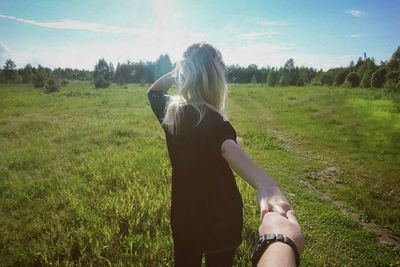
[179,104,232,130]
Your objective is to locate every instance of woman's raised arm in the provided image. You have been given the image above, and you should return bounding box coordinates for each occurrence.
[147,70,176,93]
[221,139,291,219]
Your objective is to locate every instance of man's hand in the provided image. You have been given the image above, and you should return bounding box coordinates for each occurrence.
[259,210,304,253]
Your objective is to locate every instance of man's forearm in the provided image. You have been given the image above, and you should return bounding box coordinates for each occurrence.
[147,71,175,93]
[258,243,296,267]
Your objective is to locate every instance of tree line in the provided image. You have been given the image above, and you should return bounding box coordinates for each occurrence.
[1,46,399,92]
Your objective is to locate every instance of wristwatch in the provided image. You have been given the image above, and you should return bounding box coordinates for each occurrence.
[251,233,300,267]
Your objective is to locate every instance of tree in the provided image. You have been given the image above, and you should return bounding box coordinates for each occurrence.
[22,64,34,83]
[94,58,111,88]
[349,60,355,71]
[267,70,279,87]
[384,47,400,91]
[109,62,115,81]
[94,58,111,80]
[387,46,400,71]
[251,74,257,84]
[154,54,173,79]
[3,59,17,83]
[279,59,293,86]
[279,59,301,86]
[371,68,386,88]
[343,72,360,88]
[360,70,373,88]
[385,70,400,91]
[334,70,348,86]
[32,65,48,88]
[284,58,295,72]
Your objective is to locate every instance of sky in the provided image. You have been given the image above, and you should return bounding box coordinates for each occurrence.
[0,0,399,70]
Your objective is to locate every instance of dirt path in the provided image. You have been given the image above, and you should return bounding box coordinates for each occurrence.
[246,95,400,248]
[277,129,400,248]
[300,178,400,247]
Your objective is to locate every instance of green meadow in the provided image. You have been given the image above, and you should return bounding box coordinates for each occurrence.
[0,82,399,266]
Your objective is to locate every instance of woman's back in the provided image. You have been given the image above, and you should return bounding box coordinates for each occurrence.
[148,90,243,253]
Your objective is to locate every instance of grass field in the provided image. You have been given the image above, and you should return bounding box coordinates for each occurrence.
[0,82,399,266]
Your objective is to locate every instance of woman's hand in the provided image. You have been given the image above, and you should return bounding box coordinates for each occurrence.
[221,140,292,220]
[148,70,177,93]
[257,188,291,220]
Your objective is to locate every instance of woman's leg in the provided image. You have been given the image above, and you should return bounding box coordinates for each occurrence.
[205,248,237,267]
[173,236,203,267]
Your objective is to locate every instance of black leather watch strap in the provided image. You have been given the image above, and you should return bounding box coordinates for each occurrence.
[251,233,300,267]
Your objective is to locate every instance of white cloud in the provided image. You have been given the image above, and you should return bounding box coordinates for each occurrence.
[345,9,367,17]
[0,41,10,55]
[350,33,363,38]
[238,32,279,40]
[255,18,289,26]
[0,41,10,64]
[291,53,356,71]
[2,31,206,70]
[221,43,292,67]
[3,39,356,71]
[0,14,152,37]
[221,43,356,70]
[0,2,207,68]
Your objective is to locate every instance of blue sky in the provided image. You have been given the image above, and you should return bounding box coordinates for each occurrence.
[0,0,399,70]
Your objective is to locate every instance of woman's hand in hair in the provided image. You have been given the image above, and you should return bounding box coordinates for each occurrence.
[147,70,177,93]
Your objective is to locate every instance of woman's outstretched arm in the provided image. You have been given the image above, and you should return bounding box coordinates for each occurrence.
[221,139,291,219]
[147,70,176,93]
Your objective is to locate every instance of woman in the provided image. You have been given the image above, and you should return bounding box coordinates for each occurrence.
[147,42,291,266]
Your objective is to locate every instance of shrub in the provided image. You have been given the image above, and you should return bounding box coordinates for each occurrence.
[45,77,61,93]
[94,75,110,89]
[343,72,360,88]
[310,80,322,86]
[335,71,348,86]
[371,68,386,88]
[61,79,69,87]
[320,73,334,86]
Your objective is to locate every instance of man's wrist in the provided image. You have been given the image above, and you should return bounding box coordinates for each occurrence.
[252,233,300,267]
[266,242,295,255]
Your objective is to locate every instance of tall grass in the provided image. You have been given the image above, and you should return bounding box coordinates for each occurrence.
[0,82,399,266]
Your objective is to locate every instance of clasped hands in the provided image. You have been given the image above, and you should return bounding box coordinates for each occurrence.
[257,189,304,254]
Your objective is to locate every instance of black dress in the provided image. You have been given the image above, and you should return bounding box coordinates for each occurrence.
[147,90,243,253]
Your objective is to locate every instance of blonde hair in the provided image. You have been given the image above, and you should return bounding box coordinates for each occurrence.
[162,42,229,135]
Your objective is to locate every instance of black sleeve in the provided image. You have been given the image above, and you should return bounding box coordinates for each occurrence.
[209,113,237,156]
[147,90,171,124]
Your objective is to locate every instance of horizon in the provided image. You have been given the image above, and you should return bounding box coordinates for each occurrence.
[1,0,399,71]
